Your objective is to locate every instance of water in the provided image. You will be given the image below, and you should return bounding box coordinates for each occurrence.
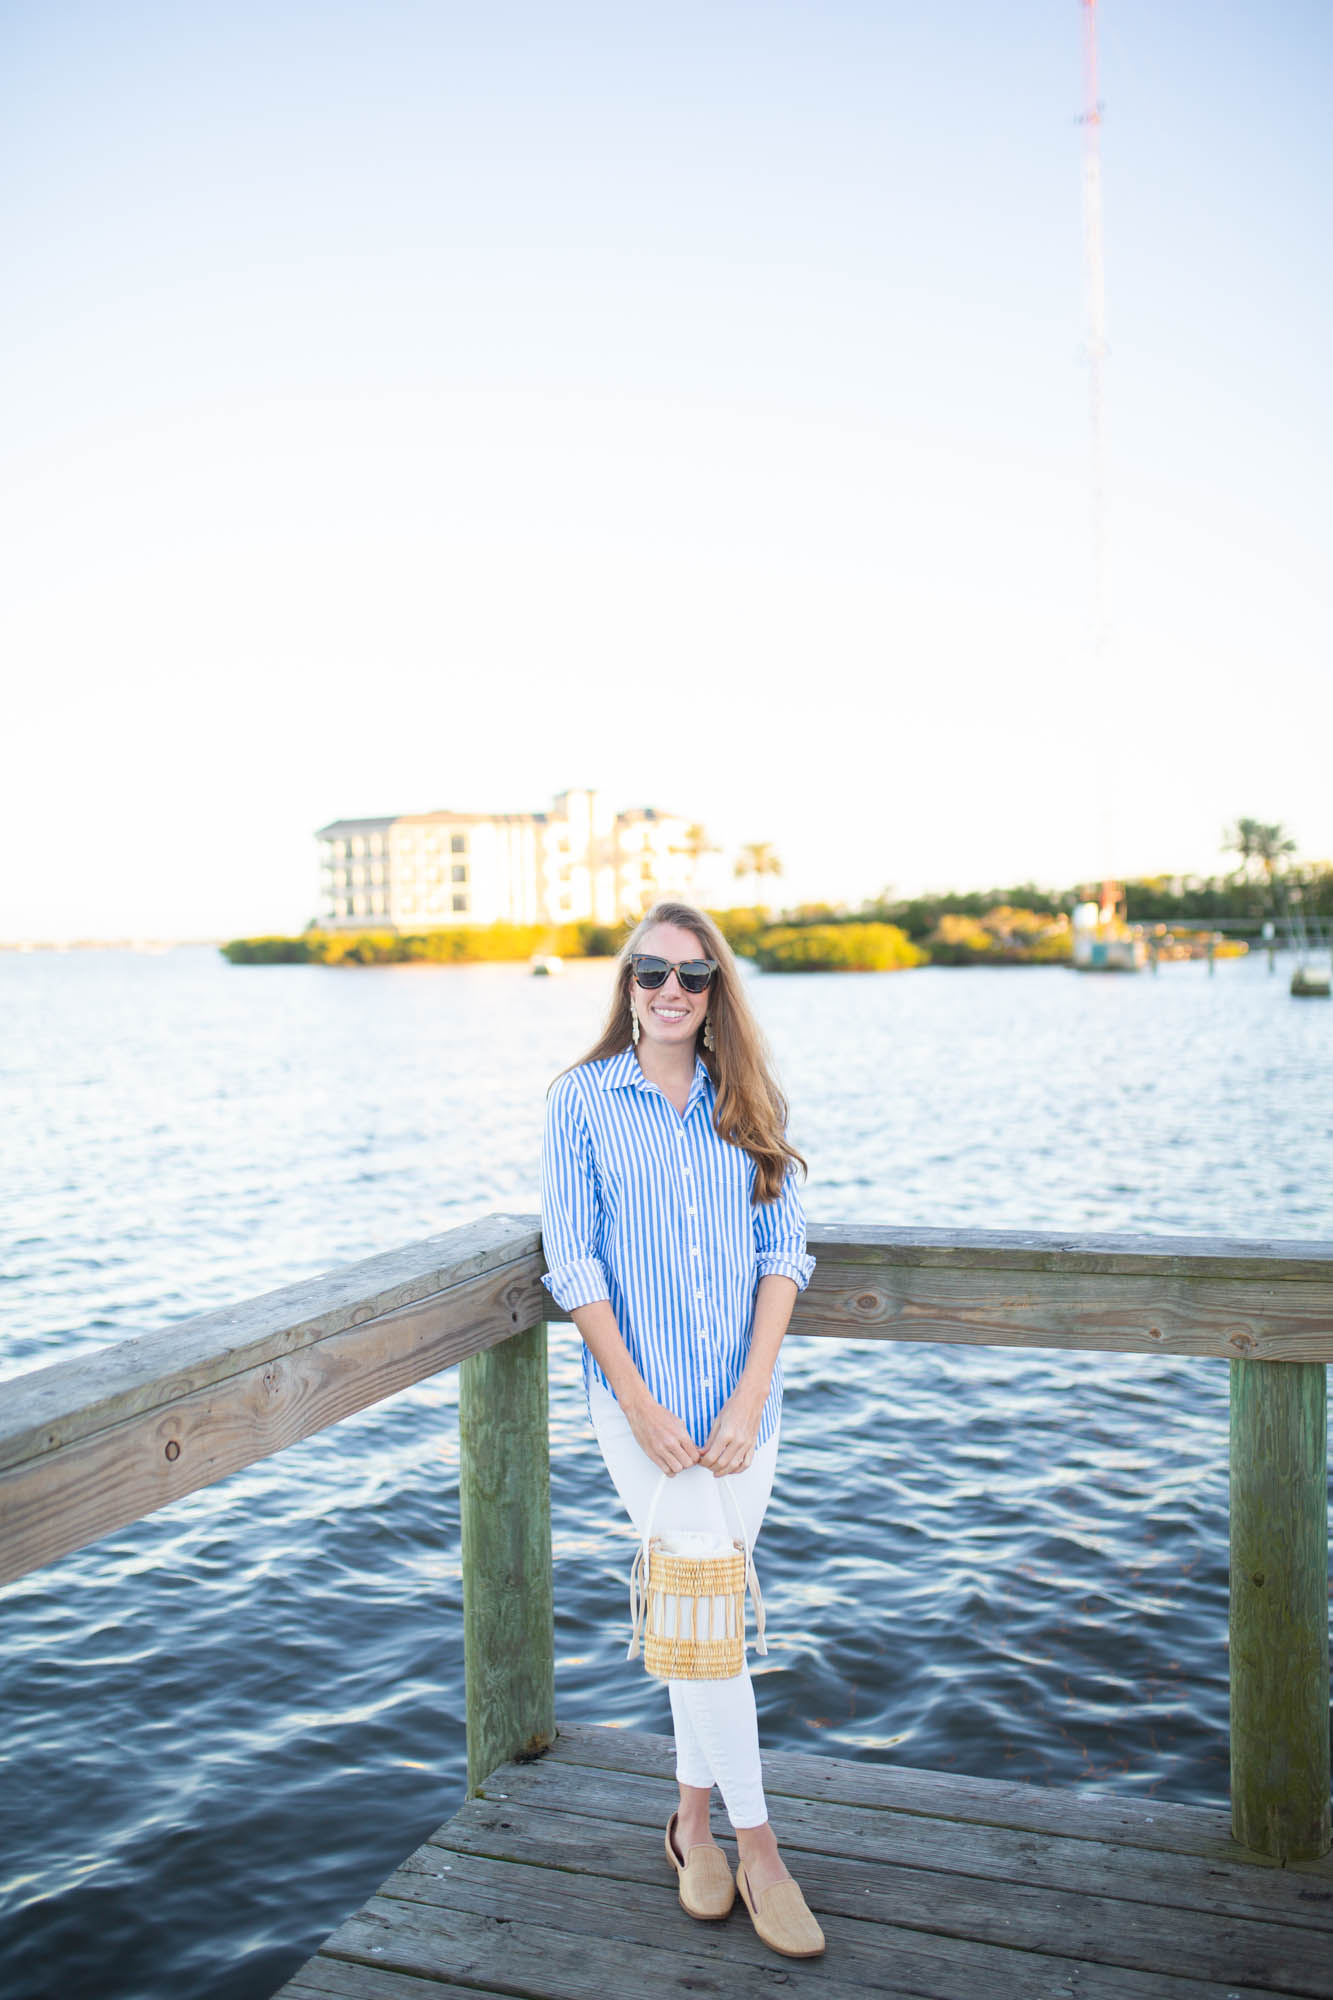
[1,947,1329,2000]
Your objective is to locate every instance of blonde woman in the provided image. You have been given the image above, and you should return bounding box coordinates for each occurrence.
[541,901,824,1959]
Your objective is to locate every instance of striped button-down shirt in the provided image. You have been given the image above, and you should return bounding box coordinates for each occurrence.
[540,1047,815,1449]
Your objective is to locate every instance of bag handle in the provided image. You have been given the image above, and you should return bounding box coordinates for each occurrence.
[627,1468,768,1662]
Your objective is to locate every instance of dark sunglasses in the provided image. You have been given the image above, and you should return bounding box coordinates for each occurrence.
[630,954,717,995]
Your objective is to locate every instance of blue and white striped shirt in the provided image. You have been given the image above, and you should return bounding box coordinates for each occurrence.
[540,1047,815,1449]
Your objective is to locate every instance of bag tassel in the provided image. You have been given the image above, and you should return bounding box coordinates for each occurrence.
[625,1470,770,1674]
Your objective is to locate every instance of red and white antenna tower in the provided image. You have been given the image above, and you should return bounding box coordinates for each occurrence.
[1079,0,1113,894]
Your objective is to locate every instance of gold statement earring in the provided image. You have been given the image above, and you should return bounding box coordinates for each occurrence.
[630,998,640,1046]
[702,1014,715,1052]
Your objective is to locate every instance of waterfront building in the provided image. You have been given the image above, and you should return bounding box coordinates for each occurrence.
[315,790,697,931]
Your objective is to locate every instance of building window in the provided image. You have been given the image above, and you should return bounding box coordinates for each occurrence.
[452,892,469,913]
[451,834,467,854]
[451,864,468,883]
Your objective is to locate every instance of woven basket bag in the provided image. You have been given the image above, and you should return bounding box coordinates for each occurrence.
[626,1471,768,1682]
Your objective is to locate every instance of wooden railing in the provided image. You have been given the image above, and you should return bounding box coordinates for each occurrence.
[1,1219,1329,1861]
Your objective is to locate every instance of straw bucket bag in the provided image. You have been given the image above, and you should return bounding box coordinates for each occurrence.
[626,1472,768,1682]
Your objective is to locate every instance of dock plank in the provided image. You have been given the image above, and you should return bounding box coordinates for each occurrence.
[318,1889,1276,2000]
[425,1792,1330,1992]
[548,1722,1333,1873]
[276,1967,510,2000]
[476,1748,1333,1933]
[274,1725,1333,2000]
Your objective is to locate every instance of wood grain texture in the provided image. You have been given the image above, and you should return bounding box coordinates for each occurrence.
[536,1220,1333,1359]
[317,1888,1218,2000]
[421,1798,1321,1990]
[5,1216,1331,1597]
[546,1722,1333,1874]
[0,1213,544,1472]
[0,1241,543,1587]
[277,1725,1333,2000]
[790,1261,1333,1360]
[465,1755,1333,1932]
[802,1223,1333,1279]
[460,1323,555,1793]
[1230,1357,1331,1861]
[273,1965,509,2000]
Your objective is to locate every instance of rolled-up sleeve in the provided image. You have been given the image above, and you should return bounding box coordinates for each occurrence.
[752,1163,816,1290]
[540,1076,612,1312]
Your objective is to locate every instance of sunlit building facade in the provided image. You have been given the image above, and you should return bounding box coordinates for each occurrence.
[316,789,697,931]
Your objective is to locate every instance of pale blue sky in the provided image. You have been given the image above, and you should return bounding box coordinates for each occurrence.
[4,1,1329,935]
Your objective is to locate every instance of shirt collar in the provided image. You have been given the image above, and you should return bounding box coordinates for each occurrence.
[602,1047,714,1118]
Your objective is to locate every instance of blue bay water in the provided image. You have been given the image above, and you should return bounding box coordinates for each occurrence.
[1,946,1329,2000]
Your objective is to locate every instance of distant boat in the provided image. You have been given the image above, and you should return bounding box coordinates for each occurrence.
[1072,889,1146,973]
[1291,965,1331,998]
[529,954,563,977]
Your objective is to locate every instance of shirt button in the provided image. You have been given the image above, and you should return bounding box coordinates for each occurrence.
[697,1326,706,1337]
[690,1246,700,1257]
[695,1289,704,1300]
[682,1165,691,1176]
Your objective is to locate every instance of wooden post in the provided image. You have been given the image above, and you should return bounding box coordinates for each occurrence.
[459,1321,556,1794]
[1229,1357,1330,1860]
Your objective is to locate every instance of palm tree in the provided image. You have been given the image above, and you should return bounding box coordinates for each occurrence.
[1224,818,1297,885]
[734,842,783,911]
[671,823,720,894]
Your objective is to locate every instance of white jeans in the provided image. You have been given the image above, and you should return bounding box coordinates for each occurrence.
[589,1374,779,1829]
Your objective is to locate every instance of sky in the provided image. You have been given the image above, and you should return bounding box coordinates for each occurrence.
[3,0,1329,937]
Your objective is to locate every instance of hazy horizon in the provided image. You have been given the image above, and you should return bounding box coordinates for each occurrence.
[5,1,1329,938]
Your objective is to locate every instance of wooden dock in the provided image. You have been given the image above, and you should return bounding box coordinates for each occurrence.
[5,1216,1329,1992]
[274,1721,1333,2000]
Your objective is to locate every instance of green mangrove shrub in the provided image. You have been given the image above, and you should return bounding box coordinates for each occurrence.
[753,922,925,972]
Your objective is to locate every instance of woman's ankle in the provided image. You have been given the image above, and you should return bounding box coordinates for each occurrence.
[735,1820,786,1876]
[675,1784,714,1846]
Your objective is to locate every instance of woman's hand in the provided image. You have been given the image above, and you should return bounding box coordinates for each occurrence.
[624,1391,702,1478]
[699,1385,765,1478]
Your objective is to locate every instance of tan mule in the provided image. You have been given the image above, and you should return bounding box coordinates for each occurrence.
[665,1812,735,1920]
[736,1864,826,1957]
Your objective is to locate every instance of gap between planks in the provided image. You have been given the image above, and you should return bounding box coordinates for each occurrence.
[459,1752,1333,1937]
[273,1726,1333,2000]
[547,1720,1333,1874]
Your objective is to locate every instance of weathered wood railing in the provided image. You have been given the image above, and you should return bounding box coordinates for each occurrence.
[1,1218,1328,1861]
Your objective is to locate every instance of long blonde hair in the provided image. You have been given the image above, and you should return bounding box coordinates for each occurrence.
[570,900,805,1203]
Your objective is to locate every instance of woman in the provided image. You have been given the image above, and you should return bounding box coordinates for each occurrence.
[540,900,824,1959]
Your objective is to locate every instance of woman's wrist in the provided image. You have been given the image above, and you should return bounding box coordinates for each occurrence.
[734,1368,771,1414]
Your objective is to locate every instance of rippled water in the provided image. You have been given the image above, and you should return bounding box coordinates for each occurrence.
[2,947,1329,2000]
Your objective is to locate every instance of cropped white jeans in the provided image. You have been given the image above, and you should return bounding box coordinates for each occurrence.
[589,1374,779,1829]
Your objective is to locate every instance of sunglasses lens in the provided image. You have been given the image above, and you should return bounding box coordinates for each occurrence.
[678,962,713,993]
[632,956,669,988]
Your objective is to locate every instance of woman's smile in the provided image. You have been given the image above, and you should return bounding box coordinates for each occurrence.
[632,921,711,1048]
